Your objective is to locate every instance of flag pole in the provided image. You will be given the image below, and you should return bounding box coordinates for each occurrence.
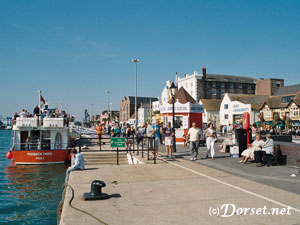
[38,90,41,110]
[38,90,41,125]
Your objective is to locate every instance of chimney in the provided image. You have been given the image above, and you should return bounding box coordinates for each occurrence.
[202,67,206,80]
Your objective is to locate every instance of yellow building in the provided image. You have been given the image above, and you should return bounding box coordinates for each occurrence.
[260,91,300,126]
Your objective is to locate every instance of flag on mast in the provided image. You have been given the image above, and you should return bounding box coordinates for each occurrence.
[40,95,46,104]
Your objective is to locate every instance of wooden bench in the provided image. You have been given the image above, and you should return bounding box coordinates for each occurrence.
[262,144,281,167]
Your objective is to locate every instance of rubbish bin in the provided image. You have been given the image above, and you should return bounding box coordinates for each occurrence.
[235,128,248,157]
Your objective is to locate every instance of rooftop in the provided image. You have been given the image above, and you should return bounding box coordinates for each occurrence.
[262,92,300,109]
[199,99,222,111]
[122,96,158,104]
[168,87,196,104]
[227,94,269,110]
[274,84,300,96]
[205,74,257,84]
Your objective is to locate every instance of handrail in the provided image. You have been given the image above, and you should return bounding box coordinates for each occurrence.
[77,135,156,164]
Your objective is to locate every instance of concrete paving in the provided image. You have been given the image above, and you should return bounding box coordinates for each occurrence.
[60,149,300,225]
[167,143,300,195]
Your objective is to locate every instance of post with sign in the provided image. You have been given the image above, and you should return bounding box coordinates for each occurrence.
[110,138,125,165]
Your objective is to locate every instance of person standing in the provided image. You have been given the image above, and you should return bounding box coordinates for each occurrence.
[152,121,161,158]
[164,122,175,158]
[205,123,217,159]
[95,123,103,141]
[187,122,201,161]
[121,123,126,137]
[146,122,154,149]
[251,123,259,139]
[126,124,134,150]
[160,122,165,145]
[33,105,40,116]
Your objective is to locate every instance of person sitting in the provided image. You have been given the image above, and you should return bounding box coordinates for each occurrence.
[240,133,264,164]
[255,134,274,167]
[218,134,235,153]
[65,148,85,183]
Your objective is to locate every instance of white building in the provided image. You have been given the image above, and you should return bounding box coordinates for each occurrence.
[152,100,160,112]
[199,99,222,129]
[138,107,148,126]
[219,93,268,126]
[160,80,172,106]
[176,71,200,101]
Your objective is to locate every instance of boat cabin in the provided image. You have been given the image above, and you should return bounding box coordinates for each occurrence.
[12,117,69,151]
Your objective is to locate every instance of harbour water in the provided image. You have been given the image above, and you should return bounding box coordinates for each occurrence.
[0,130,68,225]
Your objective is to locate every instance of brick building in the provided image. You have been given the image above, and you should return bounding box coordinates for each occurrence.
[119,96,158,123]
[255,78,284,96]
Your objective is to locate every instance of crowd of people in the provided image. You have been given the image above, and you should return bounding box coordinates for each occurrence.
[12,104,74,126]
[92,119,294,168]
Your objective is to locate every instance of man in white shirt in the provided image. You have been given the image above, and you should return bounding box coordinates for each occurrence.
[146,123,154,149]
[255,134,274,167]
[20,109,27,118]
[188,122,201,161]
[65,148,85,183]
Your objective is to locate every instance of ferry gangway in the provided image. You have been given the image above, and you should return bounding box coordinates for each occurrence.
[77,135,157,164]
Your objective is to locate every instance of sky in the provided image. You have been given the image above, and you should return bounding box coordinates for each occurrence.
[0,0,300,119]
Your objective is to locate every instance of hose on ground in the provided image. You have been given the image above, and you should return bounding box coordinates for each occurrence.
[65,184,109,225]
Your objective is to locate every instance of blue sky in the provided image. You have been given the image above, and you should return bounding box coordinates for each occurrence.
[0,0,300,119]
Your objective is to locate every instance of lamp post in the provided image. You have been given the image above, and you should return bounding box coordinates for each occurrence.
[169,82,177,152]
[132,58,140,129]
[106,90,110,124]
[91,103,94,123]
[110,103,113,122]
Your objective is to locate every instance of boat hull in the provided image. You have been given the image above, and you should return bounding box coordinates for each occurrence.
[12,150,68,165]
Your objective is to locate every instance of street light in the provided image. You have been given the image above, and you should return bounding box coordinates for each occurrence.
[106,90,110,124]
[110,103,113,122]
[169,82,177,152]
[132,58,140,129]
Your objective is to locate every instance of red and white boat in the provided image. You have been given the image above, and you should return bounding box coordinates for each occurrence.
[8,91,69,164]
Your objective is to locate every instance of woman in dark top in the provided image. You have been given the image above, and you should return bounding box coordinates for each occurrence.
[126,125,134,150]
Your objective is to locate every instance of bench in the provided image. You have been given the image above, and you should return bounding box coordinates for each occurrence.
[262,144,281,167]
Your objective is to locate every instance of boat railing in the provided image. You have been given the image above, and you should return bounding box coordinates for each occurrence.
[15,117,38,128]
[43,118,65,128]
[12,142,69,151]
[14,117,69,129]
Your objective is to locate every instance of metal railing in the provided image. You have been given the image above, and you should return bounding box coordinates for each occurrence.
[77,135,157,164]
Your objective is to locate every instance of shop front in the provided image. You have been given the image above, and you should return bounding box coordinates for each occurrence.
[160,102,204,144]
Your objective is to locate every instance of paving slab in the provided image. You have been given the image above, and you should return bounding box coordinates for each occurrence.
[60,156,300,225]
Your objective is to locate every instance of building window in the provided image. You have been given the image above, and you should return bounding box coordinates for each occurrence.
[191,90,193,96]
[212,82,216,88]
[248,84,251,90]
[191,82,193,87]
[229,83,234,89]
[238,83,242,88]
[220,91,225,97]
[212,89,216,95]
[282,96,294,103]
[221,83,225,88]
[224,114,228,119]
[224,104,228,109]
